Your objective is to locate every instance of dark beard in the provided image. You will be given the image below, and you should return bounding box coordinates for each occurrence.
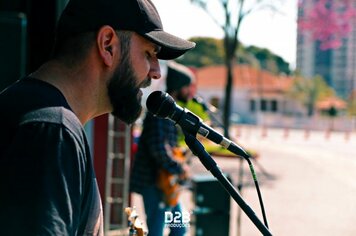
[176,90,189,104]
[107,54,143,124]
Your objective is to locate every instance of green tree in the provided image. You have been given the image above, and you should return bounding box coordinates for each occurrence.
[288,75,335,116]
[176,37,224,67]
[245,46,291,75]
[177,36,292,75]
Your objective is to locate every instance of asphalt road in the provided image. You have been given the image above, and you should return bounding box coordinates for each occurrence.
[133,127,356,236]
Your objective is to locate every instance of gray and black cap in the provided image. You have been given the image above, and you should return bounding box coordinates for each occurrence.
[57,0,196,60]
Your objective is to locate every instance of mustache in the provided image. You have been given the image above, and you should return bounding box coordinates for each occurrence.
[139,77,152,89]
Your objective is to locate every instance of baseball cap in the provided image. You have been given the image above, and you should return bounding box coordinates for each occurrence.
[56,0,195,60]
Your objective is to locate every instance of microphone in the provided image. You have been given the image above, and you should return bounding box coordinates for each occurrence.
[146,91,250,158]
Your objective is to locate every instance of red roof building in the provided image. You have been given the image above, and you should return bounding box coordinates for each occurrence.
[193,65,297,124]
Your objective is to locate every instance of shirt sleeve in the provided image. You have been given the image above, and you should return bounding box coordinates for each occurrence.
[1,121,86,235]
[143,115,183,175]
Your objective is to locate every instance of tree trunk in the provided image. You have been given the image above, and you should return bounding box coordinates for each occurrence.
[222,32,239,139]
[223,58,233,138]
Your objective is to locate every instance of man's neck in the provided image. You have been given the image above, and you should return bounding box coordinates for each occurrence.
[30,60,103,124]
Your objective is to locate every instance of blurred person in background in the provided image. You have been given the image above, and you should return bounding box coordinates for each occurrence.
[130,61,195,236]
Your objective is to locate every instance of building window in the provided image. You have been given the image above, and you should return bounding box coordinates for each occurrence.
[261,99,267,112]
[271,100,278,112]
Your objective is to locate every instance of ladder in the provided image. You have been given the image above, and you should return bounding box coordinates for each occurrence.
[104,114,132,235]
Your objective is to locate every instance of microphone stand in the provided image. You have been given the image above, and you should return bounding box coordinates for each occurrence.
[184,132,272,236]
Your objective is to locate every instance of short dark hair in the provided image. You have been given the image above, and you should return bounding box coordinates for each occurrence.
[51,31,96,65]
[51,30,132,67]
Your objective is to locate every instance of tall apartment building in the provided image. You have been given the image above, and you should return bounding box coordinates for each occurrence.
[296,0,356,99]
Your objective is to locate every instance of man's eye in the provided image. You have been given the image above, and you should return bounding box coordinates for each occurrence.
[146,52,152,59]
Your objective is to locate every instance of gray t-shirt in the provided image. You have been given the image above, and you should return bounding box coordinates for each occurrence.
[0,78,103,235]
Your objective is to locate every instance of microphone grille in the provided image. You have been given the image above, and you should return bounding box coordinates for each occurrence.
[146,91,175,118]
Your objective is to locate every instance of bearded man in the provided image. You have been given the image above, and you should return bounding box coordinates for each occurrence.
[0,0,194,235]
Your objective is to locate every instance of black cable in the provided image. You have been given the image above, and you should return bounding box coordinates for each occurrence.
[244,156,269,229]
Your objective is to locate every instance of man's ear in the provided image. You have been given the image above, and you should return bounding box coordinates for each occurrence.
[97,26,118,67]
[105,46,112,54]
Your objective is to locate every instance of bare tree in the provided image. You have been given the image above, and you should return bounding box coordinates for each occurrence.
[191,0,283,138]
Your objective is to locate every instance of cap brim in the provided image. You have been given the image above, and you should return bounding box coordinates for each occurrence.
[143,31,195,60]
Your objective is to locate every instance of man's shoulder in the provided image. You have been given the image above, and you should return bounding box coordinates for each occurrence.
[20,107,84,139]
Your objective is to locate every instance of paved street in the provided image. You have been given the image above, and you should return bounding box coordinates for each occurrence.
[224,127,356,236]
[133,127,356,235]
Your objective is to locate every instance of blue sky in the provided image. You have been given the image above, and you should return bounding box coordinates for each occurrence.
[152,0,298,67]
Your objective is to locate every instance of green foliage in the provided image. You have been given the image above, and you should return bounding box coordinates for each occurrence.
[347,97,356,116]
[242,46,291,75]
[177,37,292,75]
[287,75,335,116]
[202,141,259,158]
[176,37,224,67]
